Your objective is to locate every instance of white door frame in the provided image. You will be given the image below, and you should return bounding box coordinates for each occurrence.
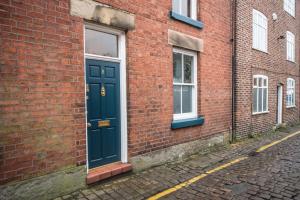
[83,23,128,172]
[277,85,283,125]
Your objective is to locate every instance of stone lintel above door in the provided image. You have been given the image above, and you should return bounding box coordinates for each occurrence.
[70,0,135,30]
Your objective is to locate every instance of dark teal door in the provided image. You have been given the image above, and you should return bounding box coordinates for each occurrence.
[86,59,121,169]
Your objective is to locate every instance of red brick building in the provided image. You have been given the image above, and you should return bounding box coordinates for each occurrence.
[233,0,300,138]
[0,0,232,188]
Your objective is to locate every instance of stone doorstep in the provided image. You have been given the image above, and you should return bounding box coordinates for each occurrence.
[86,162,132,184]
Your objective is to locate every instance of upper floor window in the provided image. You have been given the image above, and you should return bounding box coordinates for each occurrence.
[284,0,295,17]
[172,0,197,20]
[253,75,268,114]
[286,31,295,62]
[252,9,268,53]
[173,48,197,120]
[287,78,296,107]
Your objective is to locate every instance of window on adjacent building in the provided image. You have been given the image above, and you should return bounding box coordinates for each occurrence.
[172,0,197,20]
[284,0,295,17]
[287,78,295,107]
[252,9,268,52]
[286,31,295,62]
[173,49,197,120]
[253,75,268,114]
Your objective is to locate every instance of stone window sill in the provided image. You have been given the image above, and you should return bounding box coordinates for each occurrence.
[252,47,268,54]
[286,105,296,109]
[170,11,204,29]
[171,116,205,129]
[252,111,269,116]
[286,59,296,64]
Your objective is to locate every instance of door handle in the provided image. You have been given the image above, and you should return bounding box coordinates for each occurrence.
[98,120,110,127]
[87,123,91,127]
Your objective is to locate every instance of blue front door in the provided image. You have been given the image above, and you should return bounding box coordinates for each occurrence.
[86,59,121,169]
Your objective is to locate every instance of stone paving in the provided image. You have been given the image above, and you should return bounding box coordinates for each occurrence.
[54,125,300,200]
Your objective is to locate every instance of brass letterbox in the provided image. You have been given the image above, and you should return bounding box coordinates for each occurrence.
[98,120,110,127]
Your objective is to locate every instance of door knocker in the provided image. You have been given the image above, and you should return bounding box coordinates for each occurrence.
[101,85,106,96]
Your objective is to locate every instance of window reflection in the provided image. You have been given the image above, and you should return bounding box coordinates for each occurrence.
[85,29,118,58]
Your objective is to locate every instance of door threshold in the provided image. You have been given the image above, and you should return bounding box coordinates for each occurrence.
[87,162,132,184]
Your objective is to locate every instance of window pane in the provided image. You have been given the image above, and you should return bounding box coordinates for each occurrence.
[288,94,291,106]
[287,41,291,60]
[184,55,193,83]
[173,86,181,114]
[263,79,267,87]
[258,88,262,112]
[253,88,258,113]
[182,86,192,113]
[253,24,258,49]
[263,88,267,111]
[287,87,291,106]
[263,28,267,51]
[173,52,182,83]
[181,0,189,17]
[172,0,180,13]
[85,29,118,57]
[258,78,262,87]
[254,78,257,87]
[253,11,258,24]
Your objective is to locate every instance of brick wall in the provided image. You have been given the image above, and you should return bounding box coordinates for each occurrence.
[235,0,300,138]
[0,0,85,184]
[0,0,232,184]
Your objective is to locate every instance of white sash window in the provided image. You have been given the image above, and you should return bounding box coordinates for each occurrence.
[252,9,268,53]
[253,75,268,114]
[284,0,295,17]
[287,78,295,107]
[173,49,197,120]
[286,31,295,62]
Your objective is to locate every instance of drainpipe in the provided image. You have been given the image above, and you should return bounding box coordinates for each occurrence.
[231,0,237,142]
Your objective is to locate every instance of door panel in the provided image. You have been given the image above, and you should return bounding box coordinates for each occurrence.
[86,59,121,169]
[103,127,117,158]
[104,83,117,117]
[89,84,101,119]
[90,129,102,161]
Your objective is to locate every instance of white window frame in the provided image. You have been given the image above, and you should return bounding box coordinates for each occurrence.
[252,9,268,53]
[173,48,197,121]
[284,0,295,17]
[253,75,269,114]
[286,31,295,62]
[286,78,296,108]
[172,0,197,20]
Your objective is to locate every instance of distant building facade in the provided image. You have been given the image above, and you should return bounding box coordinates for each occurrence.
[234,0,300,138]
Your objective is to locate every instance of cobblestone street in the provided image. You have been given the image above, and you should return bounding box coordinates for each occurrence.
[55,126,300,200]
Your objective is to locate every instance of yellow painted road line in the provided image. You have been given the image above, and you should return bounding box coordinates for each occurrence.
[205,156,248,174]
[148,130,300,200]
[147,156,248,200]
[256,130,300,153]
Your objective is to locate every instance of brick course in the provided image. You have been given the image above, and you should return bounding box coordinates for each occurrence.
[234,0,300,138]
[0,0,232,184]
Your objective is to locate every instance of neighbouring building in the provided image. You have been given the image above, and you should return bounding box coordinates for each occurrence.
[233,0,300,138]
[0,0,232,196]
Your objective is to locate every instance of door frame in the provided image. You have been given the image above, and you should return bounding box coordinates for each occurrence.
[83,23,128,171]
[277,84,283,125]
